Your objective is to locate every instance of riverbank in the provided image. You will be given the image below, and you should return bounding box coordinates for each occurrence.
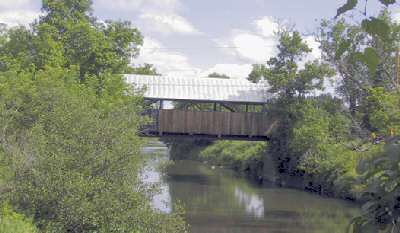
[165,139,366,202]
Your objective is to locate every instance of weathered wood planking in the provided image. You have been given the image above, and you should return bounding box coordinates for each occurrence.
[158,109,272,137]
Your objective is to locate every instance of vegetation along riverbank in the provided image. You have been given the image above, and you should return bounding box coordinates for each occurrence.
[165,3,400,232]
[0,1,187,232]
[0,0,400,233]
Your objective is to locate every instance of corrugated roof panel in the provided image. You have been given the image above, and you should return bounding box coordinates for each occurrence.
[125,74,273,103]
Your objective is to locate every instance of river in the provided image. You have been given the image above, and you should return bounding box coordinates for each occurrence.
[142,144,359,233]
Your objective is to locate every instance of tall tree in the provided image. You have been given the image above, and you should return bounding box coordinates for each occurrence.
[319,12,400,129]
[318,19,368,117]
[0,1,187,232]
[250,30,336,177]
[252,30,335,99]
[1,0,143,85]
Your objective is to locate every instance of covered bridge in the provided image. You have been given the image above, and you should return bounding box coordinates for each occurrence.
[125,74,277,141]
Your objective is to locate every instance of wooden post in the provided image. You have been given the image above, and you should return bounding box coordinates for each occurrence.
[213,102,217,111]
[158,107,162,136]
[159,100,164,110]
[245,104,249,112]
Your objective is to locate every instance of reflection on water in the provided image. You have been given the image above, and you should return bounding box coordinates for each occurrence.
[141,146,172,213]
[143,145,359,233]
[234,186,264,219]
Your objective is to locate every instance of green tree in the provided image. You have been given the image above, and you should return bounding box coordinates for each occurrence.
[318,19,368,117]
[256,31,335,99]
[353,137,400,233]
[128,63,160,75]
[0,27,36,72]
[333,3,400,231]
[362,88,400,135]
[336,0,396,18]
[250,30,336,177]
[0,0,143,84]
[319,12,400,136]
[0,68,187,233]
[247,64,267,83]
[207,72,230,79]
[0,0,187,232]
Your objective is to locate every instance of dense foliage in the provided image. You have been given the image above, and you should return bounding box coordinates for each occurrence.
[0,0,187,232]
[200,141,266,179]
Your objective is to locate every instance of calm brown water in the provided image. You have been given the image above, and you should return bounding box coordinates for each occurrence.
[143,145,359,233]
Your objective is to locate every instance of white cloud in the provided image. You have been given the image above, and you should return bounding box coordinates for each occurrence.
[304,35,321,60]
[231,16,279,63]
[133,39,253,79]
[0,0,40,27]
[94,0,181,13]
[232,32,277,63]
[292,35,322,69]
[200,64,253,79]
[0,0,35,9]
[94,0,199,35]
[132,37,252,78]
[392,11,400,23]
[133,38,253,79]
[217,17,280,64]
[139,13,200,35]
[207,17,326,81]
[201,17,280,80]
[0,10,40,27]
[133,37,200,76]
[94,0,143,11]
[217,16,324,68]
[254,16,278,37]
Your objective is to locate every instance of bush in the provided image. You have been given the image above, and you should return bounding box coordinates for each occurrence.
[0,204,38,233]
[289,99,362,197]
[0,69,187,233]
[200,141,266,171]
[362,88,400,135]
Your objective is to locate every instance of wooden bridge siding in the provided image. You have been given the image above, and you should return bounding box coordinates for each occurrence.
[158,109,271,137]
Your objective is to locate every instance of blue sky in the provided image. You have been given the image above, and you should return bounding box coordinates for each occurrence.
[0,0,394,78]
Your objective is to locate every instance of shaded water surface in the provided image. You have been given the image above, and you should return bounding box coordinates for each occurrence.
[143,146,359,233]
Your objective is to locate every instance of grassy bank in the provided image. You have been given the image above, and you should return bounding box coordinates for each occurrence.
[200,141,266,180]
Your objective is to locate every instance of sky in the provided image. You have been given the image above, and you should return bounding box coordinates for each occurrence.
[0,0,396,79]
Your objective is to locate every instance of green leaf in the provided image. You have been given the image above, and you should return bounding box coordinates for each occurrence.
[335,39,351,59]
[363,48,380,74]
[355,47,380,75]
[336,0,358,17]
[378,0,396,6]
[361,17,390,41]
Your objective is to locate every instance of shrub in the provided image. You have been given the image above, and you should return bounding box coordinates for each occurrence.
[0,204,38,233]
[200,141,266,171]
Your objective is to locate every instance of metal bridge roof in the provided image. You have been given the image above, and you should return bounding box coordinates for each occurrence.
[125,74,273,104]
